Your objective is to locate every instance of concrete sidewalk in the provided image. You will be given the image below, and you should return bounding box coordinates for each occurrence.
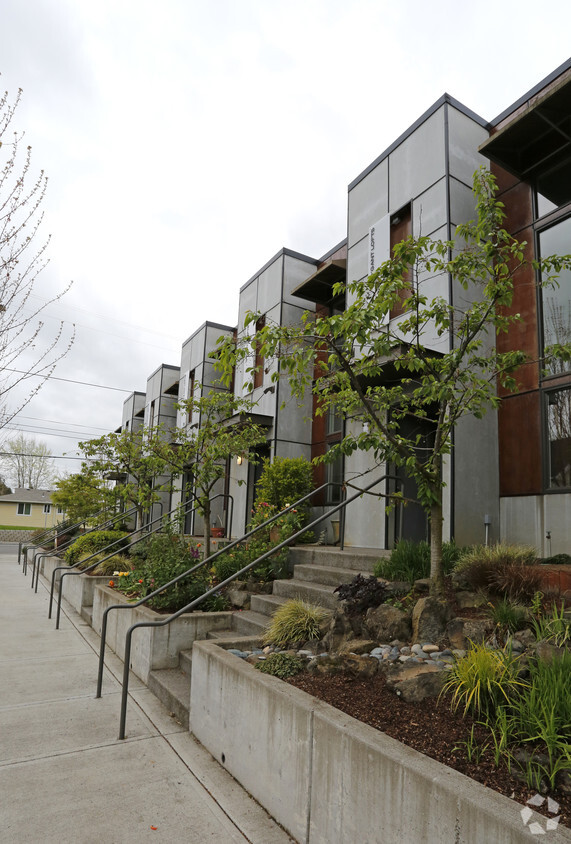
[0,551,294,843]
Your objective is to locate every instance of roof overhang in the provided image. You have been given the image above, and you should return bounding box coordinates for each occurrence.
[356,343,444,390]
[291,259,346,308]
[479,74,571,205]
[220,412,274,429]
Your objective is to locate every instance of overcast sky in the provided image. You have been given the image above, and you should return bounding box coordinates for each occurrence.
[0,0,570,486]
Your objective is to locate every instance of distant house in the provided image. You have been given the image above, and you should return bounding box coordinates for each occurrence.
[0,489,64,529]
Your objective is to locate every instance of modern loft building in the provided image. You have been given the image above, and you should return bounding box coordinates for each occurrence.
[117,59,571,556]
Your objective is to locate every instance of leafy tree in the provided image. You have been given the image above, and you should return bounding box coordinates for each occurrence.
[0,86,74,429]
[51,467,114,525]
[157,387,268,559]
[2,433,55,488]
[80,427,172,531]
[217,169,571,594]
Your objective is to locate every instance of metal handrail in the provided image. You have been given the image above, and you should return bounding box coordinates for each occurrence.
[111,473,401,738]
[180,492,234,540]
[52,490,231,629]
[27,504,130,583]
[95,482,333,698]
[51,499,190,628]
[34,505,139,599]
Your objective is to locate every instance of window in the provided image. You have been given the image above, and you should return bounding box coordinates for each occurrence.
[325,403,343,504]
[389,204,412,319]
[546,388,571,489]
[43,504,51,514]
[17,503,31,516]
[539,218,571,376]
[326,404,343,436]
[57,506,64,514]
[325,445,343,504]
[253,316,266,389]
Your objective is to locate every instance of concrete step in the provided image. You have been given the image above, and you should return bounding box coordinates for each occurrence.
[179,649,193,676]
[80,606,93,625]
[207,628,238,640]
[146,668,190,729]
[288,546,389,572]
[230,610,271,636]
[272,578,339,610]
[293,563,375,587]
[250,593,288,618]
[215,634,264,650]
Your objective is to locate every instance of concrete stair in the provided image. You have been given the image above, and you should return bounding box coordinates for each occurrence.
[146,635,264,728]
[144,545,389,726]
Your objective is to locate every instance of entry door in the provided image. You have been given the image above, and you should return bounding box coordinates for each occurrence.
[246,443,271,530]
[393,414,435,544]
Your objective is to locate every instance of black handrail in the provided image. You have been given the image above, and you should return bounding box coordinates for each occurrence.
[52,500,188,628]
[95,482,334,698]
[53,490,231,629]
[180,492,234,540]
[35,505,139,602]
[115,473,402,738]
[27,503,130,585]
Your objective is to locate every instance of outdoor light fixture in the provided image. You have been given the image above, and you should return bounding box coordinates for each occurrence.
[236,455,243,466]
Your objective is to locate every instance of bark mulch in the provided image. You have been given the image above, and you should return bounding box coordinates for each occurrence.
[287,670,570,828]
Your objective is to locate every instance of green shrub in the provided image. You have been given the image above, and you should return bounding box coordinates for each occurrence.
[212,551,245,584]
[453,544,539,599]
[263,599,330,648]
[91,554,133,576]
[374,539,464,582]
[490,651,571,792]
[487,598,528,633]
[255,652,306,679]
[138,533,205,612]
[65,531,129,566]
[441,644,528,716]
[531,602,571,647]
[255,456,313,512]
[217,500,304,584]
[540,553,571,566]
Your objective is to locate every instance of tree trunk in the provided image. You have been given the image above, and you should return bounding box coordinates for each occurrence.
[203,497,211,560]
[429,500,444,596]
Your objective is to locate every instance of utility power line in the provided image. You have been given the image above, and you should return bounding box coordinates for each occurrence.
[4,368,134,393]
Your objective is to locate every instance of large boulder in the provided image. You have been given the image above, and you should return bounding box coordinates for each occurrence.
[307,653,379,679]
[461,618,494,645]
[364,604,412,643]
[446,618,466,650]
[385,662,445,702]
[322,608,359,652]
[411,596,453,644]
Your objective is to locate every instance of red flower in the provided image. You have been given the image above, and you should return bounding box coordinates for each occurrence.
[138,579,143,584]
[109,580,115,587]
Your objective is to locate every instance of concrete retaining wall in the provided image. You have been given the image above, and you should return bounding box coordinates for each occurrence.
[61,571,108,614]
[190,641,570,844]
[92,584,234,683]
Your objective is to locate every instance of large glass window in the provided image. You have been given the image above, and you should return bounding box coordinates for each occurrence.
[325,444,343,504]
[539,218,571,375]
[547,388,571,489]
[17,503,31,515]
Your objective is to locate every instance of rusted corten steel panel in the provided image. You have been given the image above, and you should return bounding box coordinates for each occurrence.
[498,391,542,495]
[490,165,540,397]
